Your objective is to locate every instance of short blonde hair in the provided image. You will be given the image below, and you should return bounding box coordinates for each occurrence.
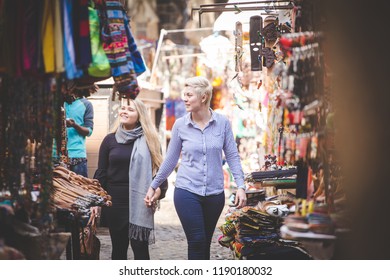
[183,76,213,106]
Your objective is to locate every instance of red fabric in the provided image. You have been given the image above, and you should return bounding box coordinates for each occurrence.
[166,116,175,131]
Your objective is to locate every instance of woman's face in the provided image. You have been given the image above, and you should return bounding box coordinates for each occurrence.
[182,87,204,112]
[119,101,139,130]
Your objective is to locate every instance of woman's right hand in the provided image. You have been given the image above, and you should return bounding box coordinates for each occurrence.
[234,188,247,209]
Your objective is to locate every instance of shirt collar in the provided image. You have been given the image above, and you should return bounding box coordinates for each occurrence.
[184,108,217,126]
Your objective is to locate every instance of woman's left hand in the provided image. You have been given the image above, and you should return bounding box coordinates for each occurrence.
[144,187,161,208]
[234,188,247,209]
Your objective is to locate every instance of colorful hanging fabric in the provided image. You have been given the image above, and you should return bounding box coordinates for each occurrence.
[98,0,145,99]
[22,0,41,73]
[87,4,110,78]
[74,0,92,69]
[124,14,146,75]
[54,0,64,73]
[63,0,82,79]
[42,0,55,73]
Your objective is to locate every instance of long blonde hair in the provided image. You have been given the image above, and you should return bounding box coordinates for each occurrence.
[115,98,163,175]
[132,99,163,174]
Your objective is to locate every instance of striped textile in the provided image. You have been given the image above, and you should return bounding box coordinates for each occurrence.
[100,0,145,99]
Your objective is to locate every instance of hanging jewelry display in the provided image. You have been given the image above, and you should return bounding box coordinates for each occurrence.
[0,76,58,230]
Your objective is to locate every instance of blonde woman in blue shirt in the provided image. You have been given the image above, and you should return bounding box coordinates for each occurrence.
[145,76,247,260]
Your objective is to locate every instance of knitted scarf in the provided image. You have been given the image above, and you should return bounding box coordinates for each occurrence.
[115,125,155,244]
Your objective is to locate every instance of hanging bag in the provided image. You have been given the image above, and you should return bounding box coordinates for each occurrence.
[80,211,100,260]
[87,5,111,79]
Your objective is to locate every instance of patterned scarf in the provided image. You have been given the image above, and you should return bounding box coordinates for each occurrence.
[115,125,155,244]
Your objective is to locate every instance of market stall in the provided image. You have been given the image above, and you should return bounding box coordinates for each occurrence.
[0,0,144,259]
[190,0,346,259]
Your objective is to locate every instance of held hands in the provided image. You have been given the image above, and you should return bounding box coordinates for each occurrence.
[144,187,161,210]
[234,188,247,209]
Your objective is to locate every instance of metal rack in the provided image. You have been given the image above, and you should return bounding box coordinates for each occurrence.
[191,0,294,27]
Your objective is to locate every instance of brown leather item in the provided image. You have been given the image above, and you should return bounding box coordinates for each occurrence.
[80,212,100,259]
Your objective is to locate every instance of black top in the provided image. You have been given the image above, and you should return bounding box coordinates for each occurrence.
[94,133,134,230]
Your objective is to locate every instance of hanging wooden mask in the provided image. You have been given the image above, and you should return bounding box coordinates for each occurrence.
[235,21,243,72]
[249,15,263,71]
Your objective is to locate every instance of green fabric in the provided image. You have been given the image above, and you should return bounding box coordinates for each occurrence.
[87,6,110,78]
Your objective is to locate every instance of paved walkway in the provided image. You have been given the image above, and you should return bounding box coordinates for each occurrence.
[96,185,235,260]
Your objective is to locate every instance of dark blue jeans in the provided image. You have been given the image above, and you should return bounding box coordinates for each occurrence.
[174,188,225,260]
[70,160,88,177]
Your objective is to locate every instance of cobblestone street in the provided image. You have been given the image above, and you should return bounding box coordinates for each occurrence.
[96,185,235,260]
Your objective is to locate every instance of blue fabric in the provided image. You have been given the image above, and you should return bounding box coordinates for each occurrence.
[124,14,146,75]
[70,160,88,177]
[151,109,245,196]
[63,0,82,79]
[174,187,225,260]
[65,98,94,158]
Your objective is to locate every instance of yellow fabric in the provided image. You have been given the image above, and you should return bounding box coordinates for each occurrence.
[54,0,64,73]
[42,0,55,73]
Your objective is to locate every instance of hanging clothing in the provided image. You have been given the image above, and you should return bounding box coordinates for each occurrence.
[98,0,145,99]
[54,0,64,73]
[63,0,82,79]
[87,5,110,78]
[73,0,92,69]
[123,14,146,75]
[22,0,41,73]
[42,0,55,73]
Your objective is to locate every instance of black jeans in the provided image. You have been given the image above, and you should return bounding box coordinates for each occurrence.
[174,188,225,260]
[109,226,150,260]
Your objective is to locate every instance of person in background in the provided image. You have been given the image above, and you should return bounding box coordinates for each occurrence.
[94,98,167,260]
[64,86,95,178]
[145,76,247,260]
[53,82,95,260]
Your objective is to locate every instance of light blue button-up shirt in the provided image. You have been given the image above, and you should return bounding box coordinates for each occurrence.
[151,110,245,196]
